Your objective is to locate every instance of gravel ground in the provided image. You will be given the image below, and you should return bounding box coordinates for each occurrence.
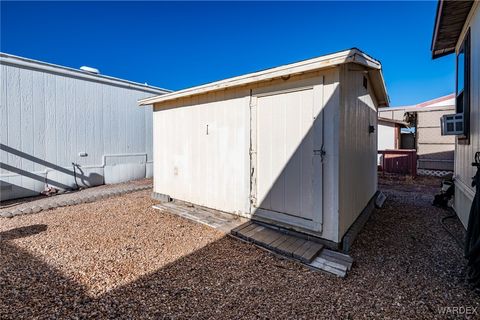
[0,178,152,213]
[1,178,479,319]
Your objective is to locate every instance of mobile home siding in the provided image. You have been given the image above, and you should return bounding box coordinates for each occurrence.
[0,55,168,201]
[416,108,455,171]
[454,2,480,228]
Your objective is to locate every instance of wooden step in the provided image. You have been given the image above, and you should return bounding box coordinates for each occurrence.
[232,221,323,263]
[231,221,354,277]
[308,249,354,277]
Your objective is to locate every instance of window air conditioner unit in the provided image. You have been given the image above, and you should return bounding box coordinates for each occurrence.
[441,113,464,135]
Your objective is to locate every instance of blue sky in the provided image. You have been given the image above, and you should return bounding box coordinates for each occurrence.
[1,1,454,106]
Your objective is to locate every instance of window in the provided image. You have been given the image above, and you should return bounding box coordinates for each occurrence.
[456,29,471,143]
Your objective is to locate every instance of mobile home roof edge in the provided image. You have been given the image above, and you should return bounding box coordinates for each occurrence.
[139,48,388,106]
[0,52,171,94]
[378,117,409,127]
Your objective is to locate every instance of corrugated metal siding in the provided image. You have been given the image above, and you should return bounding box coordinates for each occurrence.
[338,64,378,240]
[0,61,164,201]
[455,3,480,227]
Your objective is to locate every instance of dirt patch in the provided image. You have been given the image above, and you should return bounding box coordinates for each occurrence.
[1,180,478,319]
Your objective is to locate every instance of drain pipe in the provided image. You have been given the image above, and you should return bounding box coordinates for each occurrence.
[72,162,80,190]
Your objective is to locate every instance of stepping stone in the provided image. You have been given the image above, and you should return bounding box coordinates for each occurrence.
[31,206,42,214]
[0,211,13,218]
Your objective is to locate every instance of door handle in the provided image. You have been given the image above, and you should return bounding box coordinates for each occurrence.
[313,146,326,162]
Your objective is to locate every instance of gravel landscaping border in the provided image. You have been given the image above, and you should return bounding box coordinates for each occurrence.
[0,183,151,218]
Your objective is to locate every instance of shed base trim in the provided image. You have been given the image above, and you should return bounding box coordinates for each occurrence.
[341,191,379,253]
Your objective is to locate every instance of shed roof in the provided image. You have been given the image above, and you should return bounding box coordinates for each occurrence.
[431,0,474,59]
[139,48,389,107]
[0,52,171,94]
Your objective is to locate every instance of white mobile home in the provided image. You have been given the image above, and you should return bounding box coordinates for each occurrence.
[141,49,389,245]
[431,0,479,228]
[0,53,170,201]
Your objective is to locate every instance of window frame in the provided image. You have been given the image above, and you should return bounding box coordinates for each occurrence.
[456,29,471,144]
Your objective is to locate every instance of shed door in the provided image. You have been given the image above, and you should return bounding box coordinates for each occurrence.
[252,86,323,232]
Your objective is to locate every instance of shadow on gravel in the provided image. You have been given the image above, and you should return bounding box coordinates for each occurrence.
[1,179,479,319]
[0,224,47,241]
[0,241,89,319]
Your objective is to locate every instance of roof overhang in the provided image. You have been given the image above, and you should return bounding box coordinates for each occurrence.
[378,117,408,127]
[431,0,474,59]
[139,48,390,107]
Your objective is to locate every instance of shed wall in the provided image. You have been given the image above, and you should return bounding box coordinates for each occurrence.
[338,64,379,239]
[152,69,342,242]
[378,122,397,150]
[153,87,252,214]
[0,62,161,201]
[454,2,480,228]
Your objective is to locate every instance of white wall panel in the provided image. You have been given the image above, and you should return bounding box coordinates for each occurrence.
[0,58,167,201]
[378,123,396,150]
[153,88,251,215]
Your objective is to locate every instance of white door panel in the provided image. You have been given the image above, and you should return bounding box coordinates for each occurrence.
[253,86,323,231]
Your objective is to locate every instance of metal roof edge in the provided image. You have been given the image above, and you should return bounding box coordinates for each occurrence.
[139,48,386,106]
[0,52,171,94]
[378,117,408,127]
[431,0,444,54]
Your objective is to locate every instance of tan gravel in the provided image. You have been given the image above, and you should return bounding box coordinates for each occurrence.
[1,179,479,319]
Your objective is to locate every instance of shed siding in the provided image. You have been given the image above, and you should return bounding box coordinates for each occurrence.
[454,2,480,227]
[338,64,378,239]
[153,87,251,215]
[378,122,396,150]
[152,69,342,242]
[0,62,163,201]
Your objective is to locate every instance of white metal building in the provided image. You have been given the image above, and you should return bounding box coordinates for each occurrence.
[0,53,170,201]
[141,49,389,245]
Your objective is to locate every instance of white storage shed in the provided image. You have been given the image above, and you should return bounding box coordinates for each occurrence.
[140,49,389,245]
[1,53,170,201]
